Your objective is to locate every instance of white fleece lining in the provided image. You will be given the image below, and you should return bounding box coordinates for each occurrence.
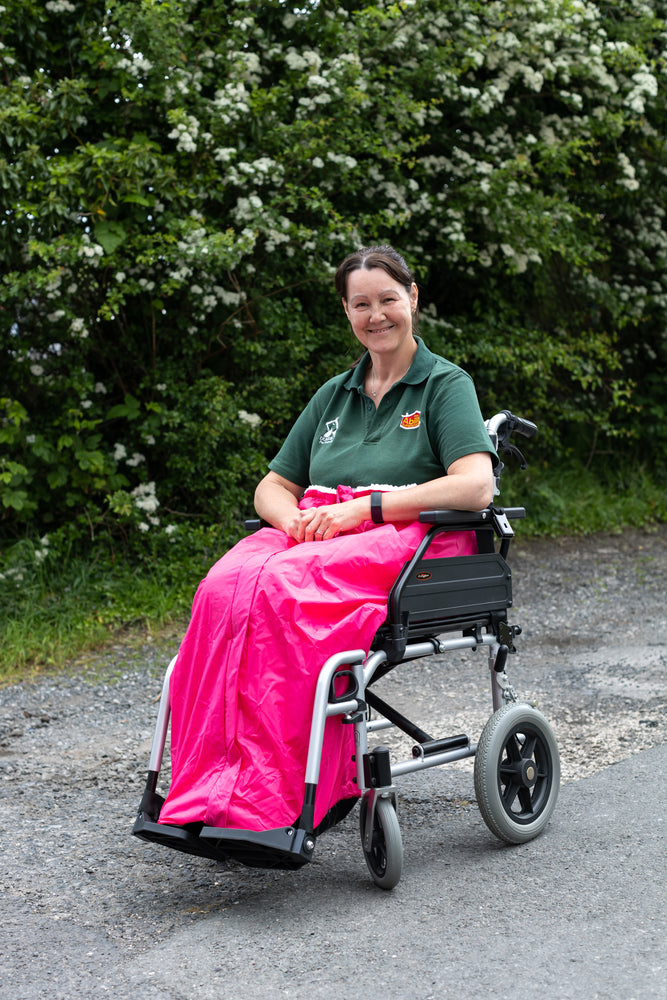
[305,483,418,494]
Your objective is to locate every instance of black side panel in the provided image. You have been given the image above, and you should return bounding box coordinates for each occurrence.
[392,552,512,627]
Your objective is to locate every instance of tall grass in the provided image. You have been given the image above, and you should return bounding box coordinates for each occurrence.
[498,460,666,536]
[0,531,219,681]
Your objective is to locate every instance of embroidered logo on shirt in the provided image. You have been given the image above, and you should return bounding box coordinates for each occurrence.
[400,410,421,430]
[319,418,339,445]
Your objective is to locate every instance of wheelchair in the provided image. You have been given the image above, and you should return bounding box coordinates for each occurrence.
[133,410,560,889]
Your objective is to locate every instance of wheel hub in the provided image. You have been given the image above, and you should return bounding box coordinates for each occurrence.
[519,757,538,787]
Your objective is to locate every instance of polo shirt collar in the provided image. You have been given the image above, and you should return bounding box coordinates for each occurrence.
[344,336,435,392]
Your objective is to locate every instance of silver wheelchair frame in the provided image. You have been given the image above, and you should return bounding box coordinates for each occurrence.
[133,410,560,888]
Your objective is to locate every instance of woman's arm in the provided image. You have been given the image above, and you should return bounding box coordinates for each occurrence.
[253,471,304,536]
[255,452,494,543]
[380,451,495,521]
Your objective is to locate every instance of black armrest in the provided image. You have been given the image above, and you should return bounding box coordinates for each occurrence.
[419,509,492,526]
[244,518,270,532]
[419,506,525,526]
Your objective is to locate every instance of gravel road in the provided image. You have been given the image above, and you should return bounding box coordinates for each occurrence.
[1,525,665,999]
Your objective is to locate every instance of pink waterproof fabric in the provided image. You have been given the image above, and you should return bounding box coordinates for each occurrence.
[158,487,476,832]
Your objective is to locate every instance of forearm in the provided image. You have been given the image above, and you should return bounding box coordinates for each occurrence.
[378,453,494,522]
[378,481,484,522]
[254,472,303,532]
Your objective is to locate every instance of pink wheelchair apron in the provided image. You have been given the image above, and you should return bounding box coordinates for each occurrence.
[159,487,476,832]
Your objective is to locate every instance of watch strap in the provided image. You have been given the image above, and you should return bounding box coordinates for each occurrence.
[370,491,384,524]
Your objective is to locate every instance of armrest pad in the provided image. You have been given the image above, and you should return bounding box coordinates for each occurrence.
[419,509,491,525]
[419,506,526,525]
[244,518,270,532]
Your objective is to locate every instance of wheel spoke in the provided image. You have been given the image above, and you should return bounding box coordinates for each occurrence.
[518,786,534,815]
[505,734,523,763]
[521,734,537,761]
[501,778,520,810]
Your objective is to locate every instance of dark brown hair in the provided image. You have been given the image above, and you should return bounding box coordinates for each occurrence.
[334,244,416,300]
[335,245,419,334]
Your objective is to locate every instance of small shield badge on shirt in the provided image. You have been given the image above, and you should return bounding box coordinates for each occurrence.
[319,418,339,444]
[400,410,421,430]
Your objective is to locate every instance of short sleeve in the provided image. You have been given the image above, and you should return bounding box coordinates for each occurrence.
[268,392,324,487]
[425,367,497,470]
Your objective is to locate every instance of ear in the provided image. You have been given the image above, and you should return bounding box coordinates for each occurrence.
[342,297,351,322]
[409,282,418,312]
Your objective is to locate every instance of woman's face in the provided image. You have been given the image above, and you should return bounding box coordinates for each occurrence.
[343,266,418,358]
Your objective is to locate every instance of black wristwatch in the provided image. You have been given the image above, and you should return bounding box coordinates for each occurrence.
[370,491,384,524]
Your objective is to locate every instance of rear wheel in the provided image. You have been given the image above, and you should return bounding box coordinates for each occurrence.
[359,796,403,889]
[474,703,560,844]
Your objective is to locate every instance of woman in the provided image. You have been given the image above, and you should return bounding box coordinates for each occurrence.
[158,245,496,835]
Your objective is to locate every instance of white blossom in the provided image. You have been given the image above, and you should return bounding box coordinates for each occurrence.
[214,147,236,163]
[168,115,200,153]
[132,481,159,513]
[70,317,89,339]
[238,409,261,428]
[45,0,76,11]
[617,152,640,191]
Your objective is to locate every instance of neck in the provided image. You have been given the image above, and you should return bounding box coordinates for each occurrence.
[368,338,418,382]
[367,339,417,399]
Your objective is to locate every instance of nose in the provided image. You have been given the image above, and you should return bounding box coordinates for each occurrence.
[369,300,386,323]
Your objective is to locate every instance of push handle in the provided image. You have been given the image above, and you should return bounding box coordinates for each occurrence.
[486,409,538,444]
[508,412,538,439]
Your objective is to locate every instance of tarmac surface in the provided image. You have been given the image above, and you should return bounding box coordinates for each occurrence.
[2,744,665,1000]
[1,526,665,999]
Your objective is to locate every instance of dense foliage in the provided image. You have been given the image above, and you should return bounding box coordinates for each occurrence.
[1,0,666,577]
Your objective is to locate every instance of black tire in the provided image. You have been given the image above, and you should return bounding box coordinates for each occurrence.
[474,703,560,844]
[359,796,403,890]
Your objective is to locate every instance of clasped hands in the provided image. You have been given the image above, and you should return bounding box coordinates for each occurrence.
[283,495,371,543]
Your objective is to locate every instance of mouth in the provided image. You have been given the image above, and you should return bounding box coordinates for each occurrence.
[368,325,394,335]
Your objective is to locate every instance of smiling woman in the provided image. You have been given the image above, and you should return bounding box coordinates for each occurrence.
[256,245,495,536]
[156,244,498,836]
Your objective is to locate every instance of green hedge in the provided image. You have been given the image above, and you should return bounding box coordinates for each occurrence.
[1,0,665,563]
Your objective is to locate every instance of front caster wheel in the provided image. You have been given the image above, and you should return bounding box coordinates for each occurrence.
[474,703,560,844]
[359,795,403,890]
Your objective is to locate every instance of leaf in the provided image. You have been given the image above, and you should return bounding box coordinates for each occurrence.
[122,194,151,206]
[1,489,28,511]
[93,220,127,255]
[106,394,142,421]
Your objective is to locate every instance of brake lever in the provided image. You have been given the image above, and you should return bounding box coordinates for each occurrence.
[501,443,528,470]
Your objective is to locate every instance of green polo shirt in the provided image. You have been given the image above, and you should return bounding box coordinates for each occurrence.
[269,338,496,490]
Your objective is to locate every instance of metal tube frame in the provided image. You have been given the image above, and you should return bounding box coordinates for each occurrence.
[143,632,511,835]
[148,655,177,773]
[302,631,501,798]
